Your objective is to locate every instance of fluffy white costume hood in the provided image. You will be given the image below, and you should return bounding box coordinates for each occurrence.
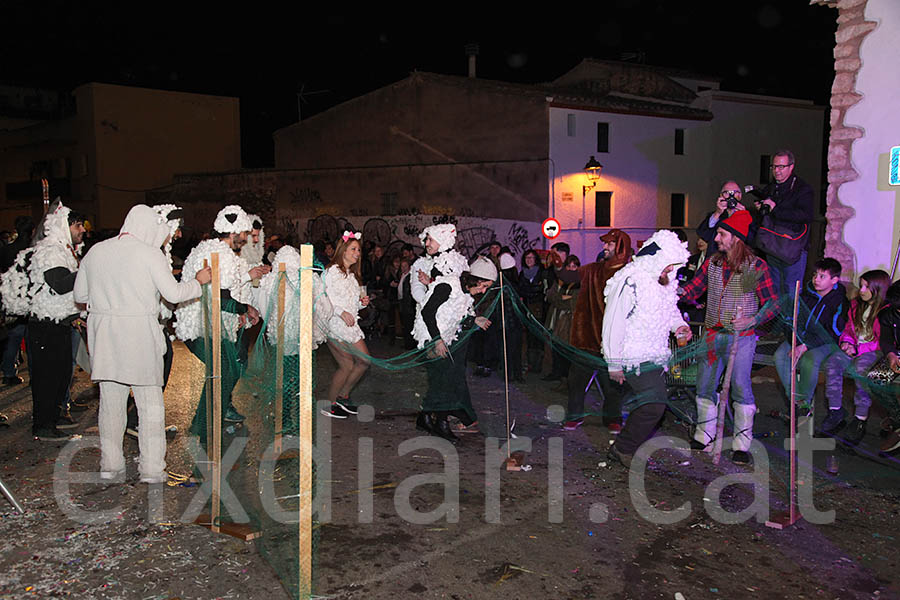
[151,203,183,267]
[419,224,457,252]
[241,214,265,267]
[214,205,252,234]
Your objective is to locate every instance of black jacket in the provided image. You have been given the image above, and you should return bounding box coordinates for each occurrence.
[878,307,900,357]
[762,174,815,247]
[797,281,849,349]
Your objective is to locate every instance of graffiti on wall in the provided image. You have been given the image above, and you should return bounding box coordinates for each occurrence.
[284,213,542,259]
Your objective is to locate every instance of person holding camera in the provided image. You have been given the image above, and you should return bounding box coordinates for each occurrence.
[752,150,814,298]
[697,181,749,255]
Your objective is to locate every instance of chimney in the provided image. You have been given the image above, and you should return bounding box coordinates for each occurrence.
[465,43,479,78]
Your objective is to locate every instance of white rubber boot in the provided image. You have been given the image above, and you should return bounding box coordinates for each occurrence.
[693,397,718,451]
[731,403,757,464]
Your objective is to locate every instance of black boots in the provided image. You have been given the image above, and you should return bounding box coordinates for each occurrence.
[415,411,459,444]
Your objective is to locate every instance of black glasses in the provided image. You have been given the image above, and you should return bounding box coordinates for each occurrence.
[771,163,793,170]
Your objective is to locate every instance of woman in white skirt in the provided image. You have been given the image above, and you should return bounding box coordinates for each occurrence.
[321,231,371,417]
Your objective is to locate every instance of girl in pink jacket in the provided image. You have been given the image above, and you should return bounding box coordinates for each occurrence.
[821,269,892,445]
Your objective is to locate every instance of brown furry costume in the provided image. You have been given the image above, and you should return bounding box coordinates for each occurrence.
[569,230,632,352]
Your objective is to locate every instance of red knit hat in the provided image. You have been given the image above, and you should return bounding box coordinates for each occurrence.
[718,210,753,242]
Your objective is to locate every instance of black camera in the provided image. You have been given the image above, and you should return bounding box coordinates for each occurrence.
[723,190,739,211]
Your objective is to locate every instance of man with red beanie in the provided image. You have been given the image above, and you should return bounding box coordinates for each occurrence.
[679,210,780,464]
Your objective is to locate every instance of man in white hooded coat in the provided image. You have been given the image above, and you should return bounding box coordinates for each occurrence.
[602,229,692,468]
[74,205,211,483]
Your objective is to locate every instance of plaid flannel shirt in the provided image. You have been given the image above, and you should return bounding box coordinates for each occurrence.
[680,256,779,332]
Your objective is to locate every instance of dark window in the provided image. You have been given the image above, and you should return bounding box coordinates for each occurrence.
[760,154,771,184]
[381,192,398,216]
[597,122,609,153]
[595,191,612,227]
[567,114,576,137]
[674,129,685,155]
[670,193,686,227]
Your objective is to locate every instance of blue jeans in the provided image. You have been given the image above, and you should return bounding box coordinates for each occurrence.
[769,249,807,299]
[696,332,758,406]
[773,342,836,405]
[1,322,27,377]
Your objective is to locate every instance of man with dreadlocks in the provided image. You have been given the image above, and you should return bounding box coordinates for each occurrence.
[679,210,779,464]
[602,229,692,468]
[75,205,210,483]
[175,205,260,441]
[26,201,86,440]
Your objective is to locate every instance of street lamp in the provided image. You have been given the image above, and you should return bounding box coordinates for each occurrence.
[582,156,603,227]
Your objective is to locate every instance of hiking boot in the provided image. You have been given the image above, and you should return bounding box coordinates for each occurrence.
[223,406,245,423]
[818,408,846,436]
[843,417,866,446]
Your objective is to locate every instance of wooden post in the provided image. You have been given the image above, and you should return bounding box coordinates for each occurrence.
[210,252,223,534]
[298,245,313,595]
[274,263,287,455]
[766,280,802,530]
[498,272,521,471]
[712,308,741,465]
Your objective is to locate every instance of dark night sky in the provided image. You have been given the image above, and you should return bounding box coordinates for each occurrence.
[0,1,838,167]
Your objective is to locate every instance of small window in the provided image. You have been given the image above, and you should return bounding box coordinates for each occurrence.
[760,155,771,184]
[595,191,612,227]
[567,114,576,137]
[674,129,685,155]
[597,122,609,153]
[381,192,398,216]
[670,193,687,228]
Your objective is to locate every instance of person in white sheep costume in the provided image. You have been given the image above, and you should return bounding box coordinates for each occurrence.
[74,205,211,483]
[241,214,266,268]
[25,200,86,439]
[602,229,692,468]
[257,245,333,434]
[412,222,496,443]
[175,205,260,437]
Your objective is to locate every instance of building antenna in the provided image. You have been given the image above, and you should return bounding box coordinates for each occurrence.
[296,82,330,122]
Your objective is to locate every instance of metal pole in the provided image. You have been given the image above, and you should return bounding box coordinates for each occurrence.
[0,476,24,513]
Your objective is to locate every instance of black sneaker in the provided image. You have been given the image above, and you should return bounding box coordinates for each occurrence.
[732,450,751,464]
[607,444,632,469]
[57,410,79,430]
[843,417,866,446]
[334,399,358,415]
[818,407,847,436]
[33,427,70,441]
[2,375,24,386]
[322,400,358,419]
[223,406,245,423]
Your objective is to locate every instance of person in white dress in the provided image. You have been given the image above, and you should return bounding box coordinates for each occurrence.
[321,231,371,418]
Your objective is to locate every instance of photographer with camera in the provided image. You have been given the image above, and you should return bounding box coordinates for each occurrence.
[747,150,814,298]
[697,181,749,255]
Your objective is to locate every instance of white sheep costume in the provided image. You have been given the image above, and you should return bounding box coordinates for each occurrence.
[151,203,183,322]
[175,206,253,343]
[257,246,333,352]
[29,202,81,322]
[602,229,690,373]
[411,225,472,348]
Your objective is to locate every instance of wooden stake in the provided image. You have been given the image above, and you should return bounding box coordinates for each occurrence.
[766,280,802,530]
[497,271,519,471]
[712,308,741,465]
[210,252,222,534]
[298,245,314,595]
[274,263,286,455]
